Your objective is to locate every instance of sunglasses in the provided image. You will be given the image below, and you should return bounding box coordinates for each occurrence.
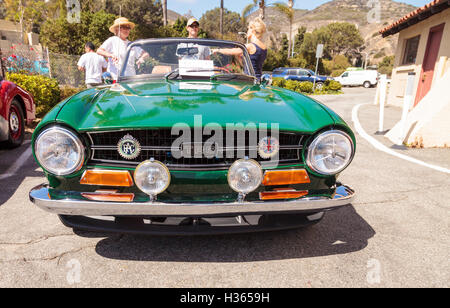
[189,24,199,28]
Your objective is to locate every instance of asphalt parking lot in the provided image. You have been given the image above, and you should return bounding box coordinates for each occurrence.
[0,87,448,288]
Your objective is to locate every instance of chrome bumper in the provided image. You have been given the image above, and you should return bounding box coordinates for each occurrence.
[29,184,355,217]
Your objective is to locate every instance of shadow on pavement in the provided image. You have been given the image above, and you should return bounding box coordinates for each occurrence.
[0,141,42,207]
[82,205,375,262]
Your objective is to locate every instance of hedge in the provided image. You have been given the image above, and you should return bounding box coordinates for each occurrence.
[6,73,85,118]
[6,73,61,117]
[272,77,342,95]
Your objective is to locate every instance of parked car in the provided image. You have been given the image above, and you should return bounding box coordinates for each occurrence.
[334,70,379,88]
[0,75,35,147]
[272,67,329,89]
[29,38,356,235]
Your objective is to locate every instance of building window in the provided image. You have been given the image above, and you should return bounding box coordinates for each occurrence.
[402,35,420,65]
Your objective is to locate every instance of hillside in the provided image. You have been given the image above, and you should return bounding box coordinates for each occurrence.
[249,0,417,64]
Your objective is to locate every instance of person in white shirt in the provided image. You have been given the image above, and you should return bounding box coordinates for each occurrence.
[97,17,149,81]
[77,42,107,88]
[177,18,210,61]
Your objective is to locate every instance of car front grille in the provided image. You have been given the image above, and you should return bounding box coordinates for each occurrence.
[86,129,307,170]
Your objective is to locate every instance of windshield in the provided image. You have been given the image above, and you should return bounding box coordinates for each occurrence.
[119,39,254,81]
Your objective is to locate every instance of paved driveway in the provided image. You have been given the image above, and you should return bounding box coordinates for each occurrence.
[0,87,448,288]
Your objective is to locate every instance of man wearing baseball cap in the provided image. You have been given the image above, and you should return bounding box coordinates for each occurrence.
[177,18,210,60]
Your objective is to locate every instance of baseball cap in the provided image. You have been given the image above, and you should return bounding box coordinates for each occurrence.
[187,18,199,27]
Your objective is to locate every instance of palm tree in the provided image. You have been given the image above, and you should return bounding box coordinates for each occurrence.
[242,0,265,24]
[272,0,295,58]
[162,0,168,26]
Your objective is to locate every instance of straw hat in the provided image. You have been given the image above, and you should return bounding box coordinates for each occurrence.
[109,17,136,34]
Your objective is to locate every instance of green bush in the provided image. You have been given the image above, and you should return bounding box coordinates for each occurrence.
[284,80,300,92]
[297,81,314,93]
[325,80,342,92]
[272,77,286,88]
[6,73,61,117]
[60,85,85,101]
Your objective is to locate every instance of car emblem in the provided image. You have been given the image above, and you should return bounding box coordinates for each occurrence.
[117,134,141,160]
[258,136,280,159]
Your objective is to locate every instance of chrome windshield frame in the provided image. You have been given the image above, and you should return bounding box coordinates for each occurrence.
[118,38,256,82]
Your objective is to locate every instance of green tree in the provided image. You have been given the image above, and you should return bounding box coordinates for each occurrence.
[293,26,306,54]
[326,22,364,57]
[4,0,47,33]
[378,55,394,76]
[103,0,163,39]
[300,22,364,61]
[40,10,117,55]
[199,7,244,40]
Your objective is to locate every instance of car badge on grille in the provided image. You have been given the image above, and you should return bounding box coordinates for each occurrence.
[117,134,141,160]
[258,136,280,159]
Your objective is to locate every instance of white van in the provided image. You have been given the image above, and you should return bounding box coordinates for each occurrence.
[334,70,379,88]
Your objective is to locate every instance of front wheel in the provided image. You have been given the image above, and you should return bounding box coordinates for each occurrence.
[315,82,324,91]
[5,100,25,148]
[363,81,372,88]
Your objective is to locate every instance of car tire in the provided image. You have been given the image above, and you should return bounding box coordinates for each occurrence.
[5,100,25,148]
[363,81,371,88]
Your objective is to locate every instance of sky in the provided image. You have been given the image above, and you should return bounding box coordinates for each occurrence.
[168,0,432,18]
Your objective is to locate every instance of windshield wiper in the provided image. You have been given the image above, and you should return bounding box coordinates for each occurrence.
[210,73,256,82]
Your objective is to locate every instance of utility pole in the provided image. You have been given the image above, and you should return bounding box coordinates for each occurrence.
[220,0,224,39]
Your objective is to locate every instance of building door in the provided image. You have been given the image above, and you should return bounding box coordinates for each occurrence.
[414,23,445,106]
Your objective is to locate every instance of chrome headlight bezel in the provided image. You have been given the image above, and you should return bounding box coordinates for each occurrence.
[34,126,85,176]
[134,159,171,196]
[227,159,263,194]
[306,130,354,176]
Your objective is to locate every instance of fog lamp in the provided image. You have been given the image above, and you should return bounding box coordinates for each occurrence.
[227,159,263,195]
[134,159,170,199]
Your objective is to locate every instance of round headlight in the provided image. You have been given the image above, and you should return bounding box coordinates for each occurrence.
[306,130,354,175]
[227,159,263,194]
[35,127,85,176]
[134,160,170,196]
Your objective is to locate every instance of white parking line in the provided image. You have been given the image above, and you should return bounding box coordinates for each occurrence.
[0,141,33,180]
[352,103,450,174]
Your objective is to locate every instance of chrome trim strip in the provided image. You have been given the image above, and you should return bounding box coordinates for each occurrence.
[90,145,303,151]
[29,184,355,216]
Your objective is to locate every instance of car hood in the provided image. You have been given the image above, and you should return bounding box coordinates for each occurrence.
[55,80,335,133]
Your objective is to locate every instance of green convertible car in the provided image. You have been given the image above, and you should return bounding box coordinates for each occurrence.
[29,38,356,235]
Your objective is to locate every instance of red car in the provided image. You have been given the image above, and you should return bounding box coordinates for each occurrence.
[0,75,35,147]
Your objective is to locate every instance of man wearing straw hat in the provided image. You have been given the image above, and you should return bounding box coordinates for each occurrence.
[97,17,148,81]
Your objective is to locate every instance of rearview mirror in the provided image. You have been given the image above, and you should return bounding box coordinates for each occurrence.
[176,47,199,57]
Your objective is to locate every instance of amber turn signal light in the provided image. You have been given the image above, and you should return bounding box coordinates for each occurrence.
[81,192,135,202]
[259,190,308,200]
[80,170,134,187]
[262,169,310,186]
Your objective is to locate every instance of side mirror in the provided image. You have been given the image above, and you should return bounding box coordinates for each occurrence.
[307,73,312,77]
[260,74,272,86]
[102,72,113,85]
